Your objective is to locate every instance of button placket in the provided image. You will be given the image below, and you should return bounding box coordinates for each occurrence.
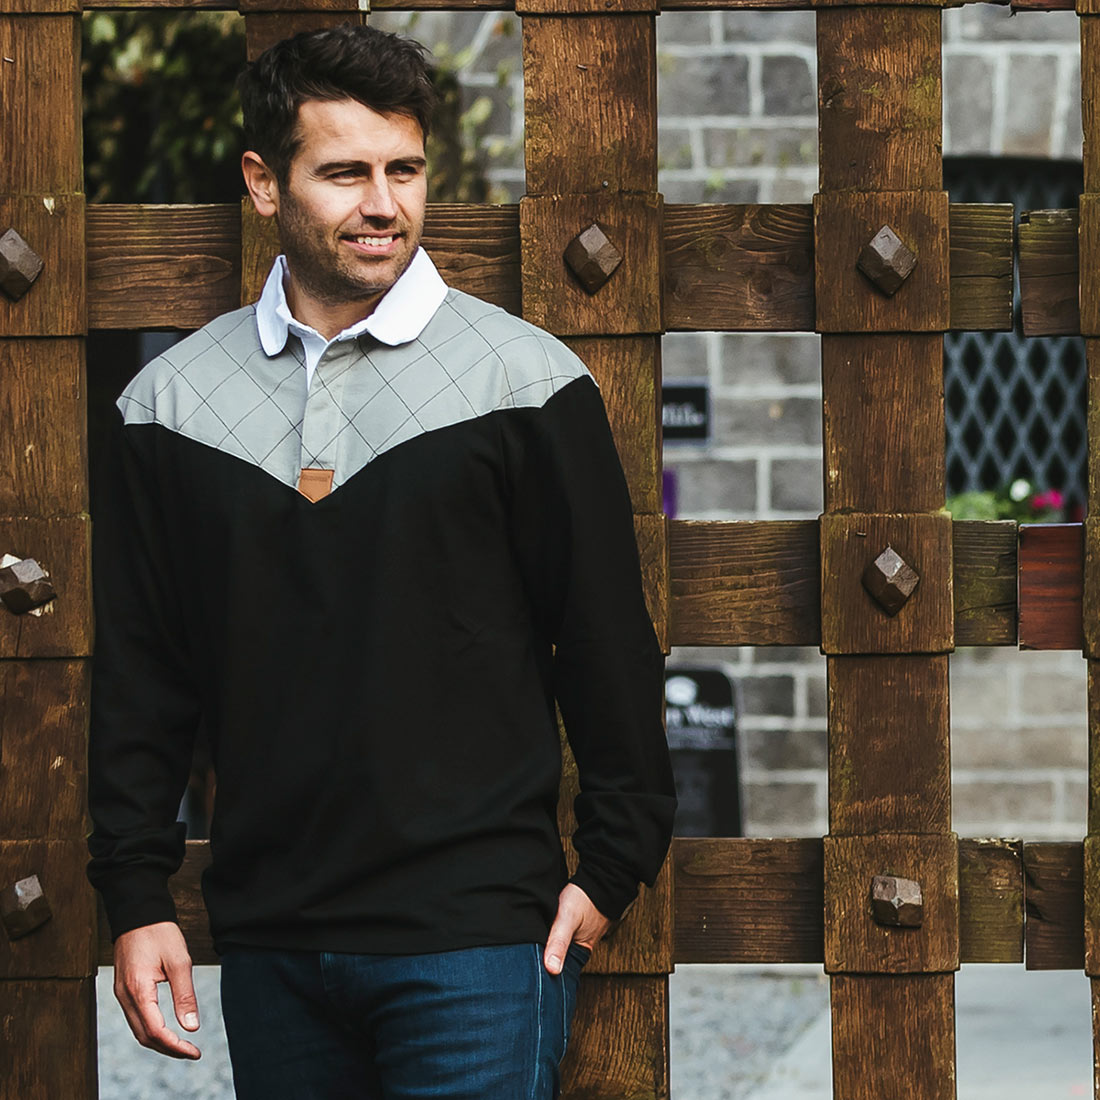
[301,344,354,478]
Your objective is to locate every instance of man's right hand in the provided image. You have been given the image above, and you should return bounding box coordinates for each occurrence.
[113,921,202,1059]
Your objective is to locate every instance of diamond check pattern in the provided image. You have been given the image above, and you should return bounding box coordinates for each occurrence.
[118,291,590,494]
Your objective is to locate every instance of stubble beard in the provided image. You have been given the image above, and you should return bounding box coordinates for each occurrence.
[278,193,421,310]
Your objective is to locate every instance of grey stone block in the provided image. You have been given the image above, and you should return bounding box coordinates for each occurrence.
[1001,54,1057,157]
[659,127,696,171]
[739,674,797,718]
[771,457,823,513]
[742,780,821,832]
[671,459,757,516]
[743,728,826,770]
[762,56,815,117]
[718,334,820,387]
[1064,59,1083,160]
[951,726,1087,769]
[760,646,824,666]
[702,178,761,204]
[769,176,817,204]
[657,12,714,46]
[722,11,816,45]
[1017,667,1088,718]
[806,675,826,718]
[944,54,995,155]
[703,127,817,170]
[662,332,710,380]
[660,177,708,203]
[1065,777,1088,827]
[951,5,1079,42]
[658,53,751,118]
[952,779,1056,827]
[714,396,823,447]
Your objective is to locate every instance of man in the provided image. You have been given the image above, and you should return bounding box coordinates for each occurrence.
[87,24,675,1099]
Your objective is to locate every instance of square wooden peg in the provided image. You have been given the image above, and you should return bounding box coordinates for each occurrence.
[814,191,949,333]
[820,512,953,655]
[824,834,959,974]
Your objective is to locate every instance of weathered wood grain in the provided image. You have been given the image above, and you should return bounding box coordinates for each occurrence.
[673,838,825,965]
[668,519,820,647]
[0,661,89,839]
[565,337,659,515]
[824,834,959,974]
[820,513,953,656]
[1085,18,1100,189]
[522,16,656,195]
[244,11,363,60]
[519,194,662,336]
[821,334,946,512]
[817,8,943,193]
[959,838,1023,964]
[86,204,241,329]
[1019,208,1080,337]
[827,657,951,835]
[0,17,81,192]
[0,339,87,514]
[0,194,85,336]
[0,840,96,979]
[0,979,97,1099]
[561,976,668,1100]
[1084,835,1100,975]
[949,203,1014,331]
[1082,197,1100,338]
[1024,841,1084,970]
[1018,523,1084,650]
[814,191,950,333]
[952,520,1018,646]
[830,975,957,1100]
[663,203,814,332]
[635,513,669,654]
[0,516,91,658]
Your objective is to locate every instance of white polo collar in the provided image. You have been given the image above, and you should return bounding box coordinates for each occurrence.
[255,247,449,359]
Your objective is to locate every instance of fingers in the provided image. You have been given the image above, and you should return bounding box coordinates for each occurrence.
[113,923,201,1060]
[115,972,201,1059]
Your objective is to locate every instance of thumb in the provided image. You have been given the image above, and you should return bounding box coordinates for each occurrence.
[544,912,578,976]
[166,957,200,1032]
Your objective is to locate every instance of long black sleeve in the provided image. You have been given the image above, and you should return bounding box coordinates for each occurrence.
[87,409,201,940]
[508,375,677,920]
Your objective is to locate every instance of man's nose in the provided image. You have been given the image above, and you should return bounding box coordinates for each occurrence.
[359,178,398,221]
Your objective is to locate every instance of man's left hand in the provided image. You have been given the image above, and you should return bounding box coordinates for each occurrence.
[543,883,612,975]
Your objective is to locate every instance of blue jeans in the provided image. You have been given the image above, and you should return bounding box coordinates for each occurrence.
[220,942,589,1099]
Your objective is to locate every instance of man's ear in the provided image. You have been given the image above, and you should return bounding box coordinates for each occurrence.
[241,151,280,218]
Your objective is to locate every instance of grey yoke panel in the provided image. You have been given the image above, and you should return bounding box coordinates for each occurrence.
[118,290,591,491]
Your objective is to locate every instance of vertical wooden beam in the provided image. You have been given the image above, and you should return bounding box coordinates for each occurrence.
[0,6,95,1097]
[816,7,957,1099]
[520,6,669,1096]
[1079,17,1100,1099]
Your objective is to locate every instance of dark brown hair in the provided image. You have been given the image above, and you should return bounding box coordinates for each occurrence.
[238,24,436,184]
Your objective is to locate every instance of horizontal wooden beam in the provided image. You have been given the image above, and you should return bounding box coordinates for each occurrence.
[100,836,1066,968]
[85,202,1012,333]
[669,518,1032,649]
[81,0,1029,9]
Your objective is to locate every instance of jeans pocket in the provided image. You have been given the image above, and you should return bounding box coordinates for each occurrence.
[560,944,589,1059]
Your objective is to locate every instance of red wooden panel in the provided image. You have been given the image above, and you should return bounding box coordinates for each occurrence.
[1018,523,1083,650]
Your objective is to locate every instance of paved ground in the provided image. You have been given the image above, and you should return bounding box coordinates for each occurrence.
[97,964,1093,1098]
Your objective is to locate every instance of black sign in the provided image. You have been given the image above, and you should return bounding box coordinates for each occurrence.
[665,667,742,836]
[662,382,709,442]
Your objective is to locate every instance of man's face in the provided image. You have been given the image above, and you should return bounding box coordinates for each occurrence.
[275,98,428,312]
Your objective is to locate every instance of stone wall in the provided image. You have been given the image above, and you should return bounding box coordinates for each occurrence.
[376,5,1090,841]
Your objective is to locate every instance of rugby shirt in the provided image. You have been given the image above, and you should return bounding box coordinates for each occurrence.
[87,252,676,955]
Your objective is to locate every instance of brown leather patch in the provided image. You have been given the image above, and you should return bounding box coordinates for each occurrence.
[297,468,334,503]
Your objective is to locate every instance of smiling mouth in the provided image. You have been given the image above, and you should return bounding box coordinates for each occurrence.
[346,234,399,246]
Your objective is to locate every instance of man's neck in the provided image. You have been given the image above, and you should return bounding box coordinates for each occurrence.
[284,277,384,341]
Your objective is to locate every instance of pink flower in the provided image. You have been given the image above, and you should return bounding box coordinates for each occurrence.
[1030,489,1064,512]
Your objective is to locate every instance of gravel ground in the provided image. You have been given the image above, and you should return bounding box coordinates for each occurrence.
[97,964,829,1100]
[97,964,1091,1099]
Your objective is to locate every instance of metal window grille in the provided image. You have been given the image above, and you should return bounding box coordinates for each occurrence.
[944,157,1086,514]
